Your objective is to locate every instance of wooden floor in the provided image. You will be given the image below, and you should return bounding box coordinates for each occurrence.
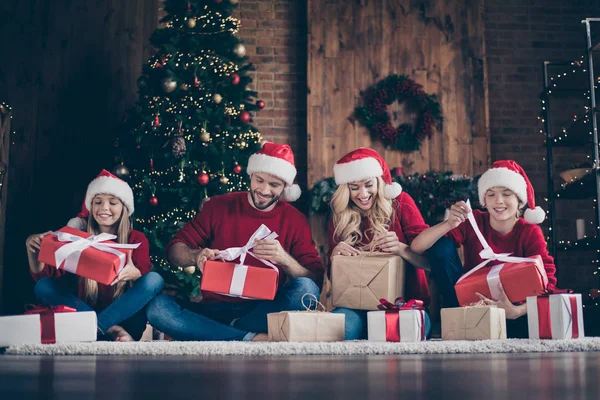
[0,352,599,399]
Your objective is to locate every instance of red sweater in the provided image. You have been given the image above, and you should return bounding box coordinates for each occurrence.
[31,230,152,311]
[167,192,324,302]
[327,191,431,306]
[447,209,557,291]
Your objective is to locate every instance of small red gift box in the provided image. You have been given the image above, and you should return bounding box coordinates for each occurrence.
[455,255,548,306]
[201,260,279,300]
[38,226,140,286]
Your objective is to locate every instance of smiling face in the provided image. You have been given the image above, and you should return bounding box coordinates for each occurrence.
[348,177,378,211]
[249,172,285,211]
[91,194,124,230]
[484,186,521,222]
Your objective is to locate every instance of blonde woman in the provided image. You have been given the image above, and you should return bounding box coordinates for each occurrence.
[328,148,432,340]
[26,170,163,341]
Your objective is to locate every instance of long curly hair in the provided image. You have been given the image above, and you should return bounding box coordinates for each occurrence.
[330,176,394,250]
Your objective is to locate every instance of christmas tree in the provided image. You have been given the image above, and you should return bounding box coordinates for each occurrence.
[116,0,264,296]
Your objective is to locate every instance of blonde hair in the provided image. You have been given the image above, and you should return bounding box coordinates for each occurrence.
[81,198,131,306]
[330,176,394,250]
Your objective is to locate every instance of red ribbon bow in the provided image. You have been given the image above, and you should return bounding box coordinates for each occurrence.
[377,298,425,342]
[24,305,77,344]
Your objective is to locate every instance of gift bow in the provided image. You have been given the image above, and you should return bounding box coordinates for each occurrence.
[455,200,548,295]
[25,305,77,344]
[216,224,279,297]
[217,224,279,270]
[53,231,141,275]
[377,298,425,341]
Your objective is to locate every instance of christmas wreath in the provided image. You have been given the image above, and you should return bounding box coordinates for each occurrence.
[354,74,443,152]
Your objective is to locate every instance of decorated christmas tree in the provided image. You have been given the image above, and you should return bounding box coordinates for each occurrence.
[115,0,264,295]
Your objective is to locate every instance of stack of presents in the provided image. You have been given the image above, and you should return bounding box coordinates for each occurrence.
[0,224,585,346]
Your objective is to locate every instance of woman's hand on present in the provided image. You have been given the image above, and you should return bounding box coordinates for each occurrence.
[194,248,220,273]
[330,242,360,259]
[446,200,471,229]
[112,251,142,284]
[252,239,290,266]
[373,232,404,255]
[476,282,526,320]
[26,231,52,254]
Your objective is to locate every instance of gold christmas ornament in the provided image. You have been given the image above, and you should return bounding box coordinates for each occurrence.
[187,17,197,28]
[183,266,197,275]
[220,176,229,184]
[200,130,211,142]
[233,43,246,58]
[212,93,223,104]
[111,163,130,179]
[161,76,178,93]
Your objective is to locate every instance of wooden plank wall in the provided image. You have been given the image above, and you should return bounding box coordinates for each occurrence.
[0,0,160,314]
[307,0,490,187]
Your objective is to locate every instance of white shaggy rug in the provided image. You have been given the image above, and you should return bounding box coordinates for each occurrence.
[5,338,600,356]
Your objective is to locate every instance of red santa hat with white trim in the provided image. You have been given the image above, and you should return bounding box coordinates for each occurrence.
[477,159,546,224]
[333,147,402,199]
[246,142,301,202]
[67,169,135,230]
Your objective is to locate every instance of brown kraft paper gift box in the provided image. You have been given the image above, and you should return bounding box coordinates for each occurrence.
[267,311,345,342]
[331,253,405,311]
[441,306,507,340]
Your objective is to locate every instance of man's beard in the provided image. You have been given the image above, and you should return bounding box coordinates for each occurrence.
[250,190,281,210]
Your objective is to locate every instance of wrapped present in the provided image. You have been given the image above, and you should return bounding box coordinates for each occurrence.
[268,294,345,342]
[367,298,426,342]
[200,224,279,300]
[454,201,548,306]
[38,226,141,286]
[0,306,97,347]
[331,252,405,311]
[441,305,507,340]
[527,294,585,339]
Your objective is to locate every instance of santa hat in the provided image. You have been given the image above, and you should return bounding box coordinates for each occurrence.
[246,142,301,202]
[333,148,402,199]
[67,201,90,231]
[478,160,545,224]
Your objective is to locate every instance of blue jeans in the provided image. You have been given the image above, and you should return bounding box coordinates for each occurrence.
[34,272,164,336]
[332,307,432,340]
[146,277,320,341]
[427,236,529,338]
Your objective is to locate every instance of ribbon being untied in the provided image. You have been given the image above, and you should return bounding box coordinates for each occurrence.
[53,231,140,277]
[216,224,279,298]
[24,305,77,344]
[455,200,548,301]
[536,294,580,339]
[377,298,425,342]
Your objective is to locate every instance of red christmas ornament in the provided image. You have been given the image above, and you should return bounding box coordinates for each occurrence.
[233,164,242,174]
[239,111,251,124]
[194,76,200,87]
[197,172,210,185]
[256,100,265,109]
[149,196,159,206]
[153,115,160,127]
[230,73,240,85]
[391,167,403,177]
[150,158,155,171]
[187,1,192,12]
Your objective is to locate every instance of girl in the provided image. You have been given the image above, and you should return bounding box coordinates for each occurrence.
[328,148,432,340]
[26,170,164,341]
[410,160,557,338]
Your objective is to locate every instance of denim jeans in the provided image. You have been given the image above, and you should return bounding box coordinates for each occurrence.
[34,271,164,337]
[146,277,321,341]
[427,236,529,338]
[331,307,432,340]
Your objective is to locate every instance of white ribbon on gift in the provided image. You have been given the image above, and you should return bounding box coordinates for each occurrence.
[216,224,280,297]
[455,200,548,299]
[53,231,141,276]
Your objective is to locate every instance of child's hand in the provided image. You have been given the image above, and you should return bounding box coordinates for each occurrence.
[330,242,360,259]
[112,251,142,284]
[476,283,526,320]
[26,231,52,254]
[446,201,471,229]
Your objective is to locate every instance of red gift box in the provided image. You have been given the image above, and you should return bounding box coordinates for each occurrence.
[201,260,279,300]
[37,226,140,286]
[454,200,548,306]
[455,255,547,306]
